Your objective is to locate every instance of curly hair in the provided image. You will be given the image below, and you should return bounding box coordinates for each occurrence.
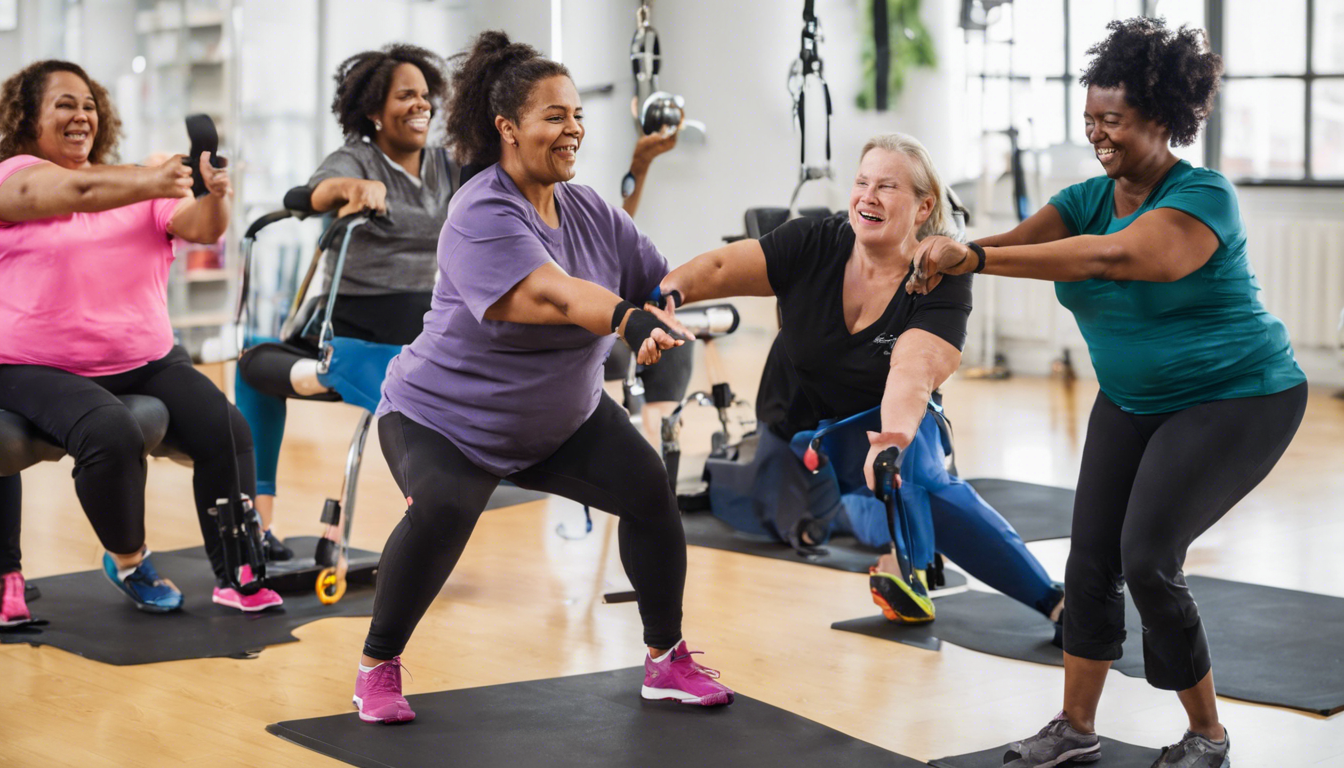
[331,44,449,141]
[444,30,570,167]
[1080,17,1223,147]
[0,60,122,164]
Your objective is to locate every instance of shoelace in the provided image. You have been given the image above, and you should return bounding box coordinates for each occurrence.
[669,649,721,679]
[369,660,413,692]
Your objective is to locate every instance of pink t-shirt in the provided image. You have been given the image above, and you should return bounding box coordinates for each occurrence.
[0,155,184,376]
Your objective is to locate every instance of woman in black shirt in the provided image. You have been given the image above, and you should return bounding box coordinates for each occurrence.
[657,133,1061,624]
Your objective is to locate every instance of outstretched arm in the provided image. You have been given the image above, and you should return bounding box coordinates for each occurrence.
[657,239,776,305]
[908,207,1219,292]
[0,155,191,222]
[484,262,683,364]
[863,329,962,491]
[168,153,232,244]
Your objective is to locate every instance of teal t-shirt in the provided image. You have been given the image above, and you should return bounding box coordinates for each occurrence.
[1049,160,1305,414]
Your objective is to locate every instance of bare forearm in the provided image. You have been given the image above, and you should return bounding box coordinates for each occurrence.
[620,162,650,218]
[310,178,357,213]
[2,165,161,221]
[878,368,935,450]
[662,240,773,304]
[983,236,1119,282]
[545,275,628,336]
[170,195,230,243]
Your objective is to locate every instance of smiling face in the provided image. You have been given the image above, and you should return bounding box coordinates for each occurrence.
[33,70,98,169]
[848,147,935,252]
[370,62,432,153]
[503,74,583,184]
[1083,85,1171,179]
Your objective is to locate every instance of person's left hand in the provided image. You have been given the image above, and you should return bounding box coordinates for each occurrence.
[632,118,683,167]
[199,151,232,198]
[864,431,905,494]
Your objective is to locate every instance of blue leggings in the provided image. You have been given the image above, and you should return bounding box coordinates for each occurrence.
[234,369,286,497]
[805,412,1058,616]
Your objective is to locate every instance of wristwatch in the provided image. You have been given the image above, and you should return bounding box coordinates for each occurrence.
[620,170,637,199]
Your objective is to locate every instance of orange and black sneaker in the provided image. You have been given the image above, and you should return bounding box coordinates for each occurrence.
[869,566,935,623]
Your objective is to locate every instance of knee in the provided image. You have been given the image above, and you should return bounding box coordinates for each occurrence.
[405,497,482,543]
[1119,544,1174,601]
[68,405,146,465]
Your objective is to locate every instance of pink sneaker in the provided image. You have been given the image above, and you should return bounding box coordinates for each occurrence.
[1,571,31,627]
[641,640,735,706]
[211,565,283,612]
[354,657,416,723]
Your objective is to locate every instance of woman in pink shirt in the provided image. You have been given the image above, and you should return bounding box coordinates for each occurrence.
[0,60,282,616]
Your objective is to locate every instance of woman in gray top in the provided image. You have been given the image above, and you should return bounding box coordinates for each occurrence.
[236,44,455,557]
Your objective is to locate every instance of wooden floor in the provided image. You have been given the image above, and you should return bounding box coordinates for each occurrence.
[4,333,1343,766]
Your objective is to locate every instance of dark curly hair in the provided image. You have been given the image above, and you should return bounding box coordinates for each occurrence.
[444,30,571,167]
[1080,17,1223,147]
[331,44,449,141]
[0,60,122,164]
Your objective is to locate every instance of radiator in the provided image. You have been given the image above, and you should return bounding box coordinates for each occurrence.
[1243,216,1344,350]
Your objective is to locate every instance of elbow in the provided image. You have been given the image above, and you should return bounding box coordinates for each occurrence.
[1093,240,1132,281]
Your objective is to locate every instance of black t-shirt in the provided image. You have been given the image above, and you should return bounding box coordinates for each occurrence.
[759,214,973,436]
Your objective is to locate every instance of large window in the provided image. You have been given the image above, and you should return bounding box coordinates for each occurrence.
[1212,0,1344,183]
[962,0,1342,185]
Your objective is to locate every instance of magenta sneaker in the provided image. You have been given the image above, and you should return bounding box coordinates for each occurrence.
[1,571,31,627]
[211,565,283,612]
[354,657,416,724]
[641,640,735,706]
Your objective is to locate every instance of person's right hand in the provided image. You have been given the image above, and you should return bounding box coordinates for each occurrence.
[150,154,195,199]
[337,179,388,217]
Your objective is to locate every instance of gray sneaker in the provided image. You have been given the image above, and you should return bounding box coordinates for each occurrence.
[1003,712,1101,767]
[1151,729,1230,768]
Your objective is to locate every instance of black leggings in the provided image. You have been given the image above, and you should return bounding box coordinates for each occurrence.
[0,474,18,574]
[0,346,255,583]
[364,394,686,659]
[1064,382,1307,690]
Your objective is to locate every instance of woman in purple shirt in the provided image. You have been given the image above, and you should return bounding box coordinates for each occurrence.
[350,31,735,723]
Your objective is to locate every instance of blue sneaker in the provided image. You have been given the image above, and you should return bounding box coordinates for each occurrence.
[102,551,183,612]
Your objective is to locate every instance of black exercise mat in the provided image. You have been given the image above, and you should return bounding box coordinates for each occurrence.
[268,667,928,768]
[966,479,1075,542]
[681,512,966,590]
[833,576,1344,715]
[0,539,378,665]
[930,736,1161,767]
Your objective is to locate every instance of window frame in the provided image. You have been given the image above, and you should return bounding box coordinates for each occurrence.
[1204,0,1344,186]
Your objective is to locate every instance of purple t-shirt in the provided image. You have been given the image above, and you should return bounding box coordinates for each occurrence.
[377,163,667,476]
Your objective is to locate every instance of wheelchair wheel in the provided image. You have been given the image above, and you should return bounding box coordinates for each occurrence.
[316,567,347,605]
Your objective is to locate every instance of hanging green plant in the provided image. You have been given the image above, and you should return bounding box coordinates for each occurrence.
[857,0,937,111]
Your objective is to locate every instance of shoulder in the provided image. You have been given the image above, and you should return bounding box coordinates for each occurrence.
[559,181,615,219]
[446,166,533,235]
[317,142,374,174]
[1167,164,1235,197]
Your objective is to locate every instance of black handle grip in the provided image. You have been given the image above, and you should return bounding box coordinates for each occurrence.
[873,446,901,503]
[283,185,315,217]
[184,114,222,197]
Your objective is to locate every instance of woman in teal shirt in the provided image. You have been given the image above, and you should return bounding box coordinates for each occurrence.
[911,18,1305,768]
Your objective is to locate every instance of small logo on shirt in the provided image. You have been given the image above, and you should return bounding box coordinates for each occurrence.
[872,333,899,356]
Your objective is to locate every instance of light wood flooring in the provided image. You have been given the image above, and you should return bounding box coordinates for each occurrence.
[3,332,1343,766]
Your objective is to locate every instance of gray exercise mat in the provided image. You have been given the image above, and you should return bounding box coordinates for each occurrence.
[487,484,550,510]
[1,537,377,665]
[267,667,928,768]
[930,736,1161,767]
[681,512,967,590]
[966,479,1075,542]
[833,576,1344,715]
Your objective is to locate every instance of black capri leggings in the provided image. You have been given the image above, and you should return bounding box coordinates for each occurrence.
[0,346,255,584]
[1064,382,1307,690]
[364,393,686,659]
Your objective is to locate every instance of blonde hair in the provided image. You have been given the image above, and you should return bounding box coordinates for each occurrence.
[858,132,954,240]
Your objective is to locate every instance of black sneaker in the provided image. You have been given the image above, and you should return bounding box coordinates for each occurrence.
[262,530,294,562]
[1151,729,1230,768]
